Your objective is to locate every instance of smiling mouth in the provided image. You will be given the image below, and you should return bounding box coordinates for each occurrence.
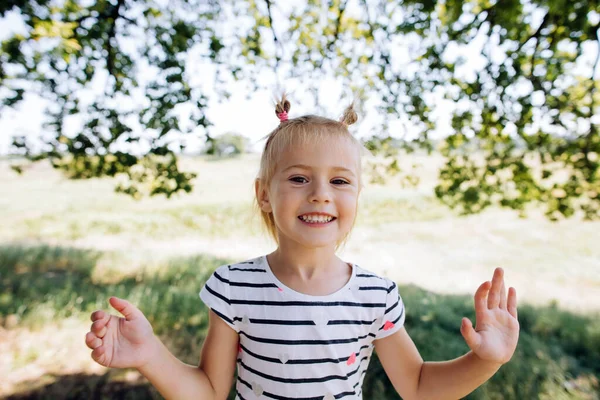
[298,215,337,224]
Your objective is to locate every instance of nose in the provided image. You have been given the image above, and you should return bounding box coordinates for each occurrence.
[308,179,332,203]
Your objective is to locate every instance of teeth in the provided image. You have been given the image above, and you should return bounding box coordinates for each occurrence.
[301,215,333,223]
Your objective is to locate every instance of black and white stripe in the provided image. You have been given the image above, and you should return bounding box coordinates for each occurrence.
[200,255,405,400]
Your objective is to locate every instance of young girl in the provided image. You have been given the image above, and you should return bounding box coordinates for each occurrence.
[85,96,520,400]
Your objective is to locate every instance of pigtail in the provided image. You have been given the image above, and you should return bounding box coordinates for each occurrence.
[275,93,291,123]
[340,102,358,127]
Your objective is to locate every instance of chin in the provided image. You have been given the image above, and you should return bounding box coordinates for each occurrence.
[277,224,350,249]
[294,234,344,249]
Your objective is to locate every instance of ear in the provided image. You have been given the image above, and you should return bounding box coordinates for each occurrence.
[255,178,272,213]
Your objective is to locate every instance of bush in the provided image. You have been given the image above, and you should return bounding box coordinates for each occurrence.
[204,133,249,157]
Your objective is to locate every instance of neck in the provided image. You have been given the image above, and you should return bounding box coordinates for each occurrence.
[268,240,342,281]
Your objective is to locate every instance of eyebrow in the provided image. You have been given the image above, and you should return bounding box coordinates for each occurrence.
[282,164,356,176]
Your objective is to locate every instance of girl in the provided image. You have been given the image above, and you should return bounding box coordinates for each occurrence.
[85,96,519,400]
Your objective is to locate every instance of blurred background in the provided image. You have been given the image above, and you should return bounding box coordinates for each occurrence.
[1,0,599,399]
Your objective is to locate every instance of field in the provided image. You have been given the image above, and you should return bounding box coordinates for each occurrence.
[1,154,599,399]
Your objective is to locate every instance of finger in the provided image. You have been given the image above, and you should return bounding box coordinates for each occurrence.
[499,279,507,310]
[109,297,142,321]
[507,287,518,320]
[85,331,102,349]
[460,317,481,351]
[474,280,491,314]
[91,345,106,364]
[487,268,504,309]
[91,310,105,322]
[91,320,108,338]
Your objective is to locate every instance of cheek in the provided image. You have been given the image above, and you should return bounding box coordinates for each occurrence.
[272,188,301,212]
[278,188,299,202]
[339,192,358,216]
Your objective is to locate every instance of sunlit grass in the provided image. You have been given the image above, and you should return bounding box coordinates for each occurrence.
[0,155,453,243]
[3,154,600,398]
[1,244,599,399]
[2,155,600,310]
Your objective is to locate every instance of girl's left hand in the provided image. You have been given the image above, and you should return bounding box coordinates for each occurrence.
[461,268,520,365]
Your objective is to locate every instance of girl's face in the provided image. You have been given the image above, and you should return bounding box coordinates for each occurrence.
[258,136,361,249]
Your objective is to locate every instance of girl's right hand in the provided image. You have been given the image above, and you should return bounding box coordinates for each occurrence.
[85,297,156,369]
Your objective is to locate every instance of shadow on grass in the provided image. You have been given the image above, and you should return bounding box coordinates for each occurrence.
[4,373,157,400]
[1,243,599,400]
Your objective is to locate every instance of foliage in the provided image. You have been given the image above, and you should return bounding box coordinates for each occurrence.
[1,0,214,197]
[1,0,599,218]
[362,136,422,187]
[1,244,599,399]
[204,132,250,157]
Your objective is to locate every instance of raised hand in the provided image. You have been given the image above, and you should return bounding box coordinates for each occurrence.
[85,297,156,369]
[460,268,520,365]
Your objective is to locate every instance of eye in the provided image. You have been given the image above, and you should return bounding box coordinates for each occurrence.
[289,176,308,183]
[331,178,350,185]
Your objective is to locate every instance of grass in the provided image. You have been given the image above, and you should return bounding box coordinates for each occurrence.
[10,202,258,241]
[0,155,453,243]
[2,154,600,398]
[1,243,599,399]
[4,197,450,243]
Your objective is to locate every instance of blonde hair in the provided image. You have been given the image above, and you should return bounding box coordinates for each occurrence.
[255,94,363,248]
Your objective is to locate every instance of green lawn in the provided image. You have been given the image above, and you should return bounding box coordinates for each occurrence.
[1,244,598,399]
[2,154,600,398]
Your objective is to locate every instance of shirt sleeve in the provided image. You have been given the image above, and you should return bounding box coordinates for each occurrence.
[374,279,405,340]
[199,265,239,332]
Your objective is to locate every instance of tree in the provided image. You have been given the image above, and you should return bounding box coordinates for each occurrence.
[2,0,599,218]
[204,132,249,157]
[1,0,219,198]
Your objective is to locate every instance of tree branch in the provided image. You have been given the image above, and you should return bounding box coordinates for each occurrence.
[514,12,549,55]
[592,23,600,81]
[327,0,348,54]
[105,0,125,85]
[360,0,391,71]
[447,6,494,40]
[71,10,135,27]
[264,0,281,71]
[584,23,600,173]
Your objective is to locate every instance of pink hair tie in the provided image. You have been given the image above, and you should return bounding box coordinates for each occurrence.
[277,111,288,122]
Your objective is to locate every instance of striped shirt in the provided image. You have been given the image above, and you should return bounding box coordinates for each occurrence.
[199,255,405,400]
